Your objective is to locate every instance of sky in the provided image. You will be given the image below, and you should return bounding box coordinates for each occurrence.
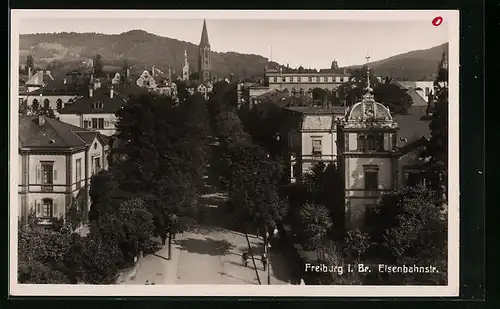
[17,12,450,69]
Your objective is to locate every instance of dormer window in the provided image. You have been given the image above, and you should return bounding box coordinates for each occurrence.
[93,101,104,109]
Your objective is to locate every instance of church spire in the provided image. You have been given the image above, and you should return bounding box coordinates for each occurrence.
[200,19,210,46]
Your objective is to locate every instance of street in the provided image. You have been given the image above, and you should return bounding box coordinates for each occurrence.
[121,139,298,285]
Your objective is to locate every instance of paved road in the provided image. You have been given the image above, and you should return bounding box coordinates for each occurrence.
[122,137,298,285]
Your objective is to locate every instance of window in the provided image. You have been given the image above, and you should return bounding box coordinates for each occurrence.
[93,101,103,109]
[312,139,322,157]
[315,77,319,82]
[335,76,341,83]
[364,167,379,191]
[104,120,110,128]
[76,158,82,189]
[92,118,104,129]
[282,77,286,82]
[56,99,63,110]
[343,76,349,82]
[358,133,384,152]
[308,77,312,82]
[41,198,54,218]
[41,162,54,185]
[269,77,274,83]
[84,120,91,129]
[291,163,300,178]
[19,98,24,105]
[92,157,101,175]
[425,87,430,96]
[43,99,50,109]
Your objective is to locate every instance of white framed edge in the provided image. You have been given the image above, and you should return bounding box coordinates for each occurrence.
[9,9,460,297]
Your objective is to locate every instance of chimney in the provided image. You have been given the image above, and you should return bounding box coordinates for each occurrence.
[38,115,45,126]
[110,85,114,99]
[89,84,94,98]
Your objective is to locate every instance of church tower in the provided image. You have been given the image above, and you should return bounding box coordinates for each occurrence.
[198,19,211,84]
[182,49,190,81]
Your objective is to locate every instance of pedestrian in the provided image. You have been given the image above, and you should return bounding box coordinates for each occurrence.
[242,252,249,267]
[261,253,268,271]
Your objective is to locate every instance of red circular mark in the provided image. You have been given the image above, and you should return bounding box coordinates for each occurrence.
[432,16,443,26]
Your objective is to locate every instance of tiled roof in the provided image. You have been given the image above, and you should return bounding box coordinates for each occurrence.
[406,88,429,107]
[284,106,347,115]
[394,106,431,148]
[19,115,100,149]
[58,86,129,115]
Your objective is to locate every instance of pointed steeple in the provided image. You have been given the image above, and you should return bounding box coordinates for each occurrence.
[200,19,210,46]
[184,49,188,58]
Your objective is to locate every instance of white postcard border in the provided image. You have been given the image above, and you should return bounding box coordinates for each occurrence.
[9,9,460,297]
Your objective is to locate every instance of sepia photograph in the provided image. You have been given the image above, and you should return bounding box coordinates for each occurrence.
[10,10,459,297]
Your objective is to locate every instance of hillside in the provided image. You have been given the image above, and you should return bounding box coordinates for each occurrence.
[346,43,449,81]
[19,30,448,81]
[19,30,270,80]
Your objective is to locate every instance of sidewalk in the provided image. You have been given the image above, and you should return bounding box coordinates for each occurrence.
[121,234,184,285]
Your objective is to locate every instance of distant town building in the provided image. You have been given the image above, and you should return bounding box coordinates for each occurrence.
[393,80,434,105]
[18,114,109,226]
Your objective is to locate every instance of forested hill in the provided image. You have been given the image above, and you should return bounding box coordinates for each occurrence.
[347,42,449,81]
[19,30,271,80]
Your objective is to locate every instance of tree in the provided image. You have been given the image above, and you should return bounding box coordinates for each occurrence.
[95,198,154,262]
[80,233,124,284]
[26,54,35,75]
[423,52,449,197]
[299,203,332,250]
[372,82,414,114]
[370,185,447,284]
[189,72,200,81]
[93,54,104,77]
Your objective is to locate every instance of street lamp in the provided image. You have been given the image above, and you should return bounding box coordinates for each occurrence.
[265,226,279,285]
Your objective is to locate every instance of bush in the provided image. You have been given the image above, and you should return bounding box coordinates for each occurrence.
[80,233,124,284]
[18,261,71,284]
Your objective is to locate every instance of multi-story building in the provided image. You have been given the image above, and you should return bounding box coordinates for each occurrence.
[58,82,128,137]
[395,81,434,101]
[281,106,347,183]
[18,114,109,226]
[265,68,351,94]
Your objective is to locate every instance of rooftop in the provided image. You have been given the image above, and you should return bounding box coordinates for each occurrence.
[58,86,129,115]
[284,106,347,115]
[393,106,431,148]
[19,115,106,149]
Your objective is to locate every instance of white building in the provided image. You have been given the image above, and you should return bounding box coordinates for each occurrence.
[58,83,128,137]
[18,114,109,226]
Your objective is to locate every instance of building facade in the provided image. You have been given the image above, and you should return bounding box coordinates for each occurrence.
[198,19,211,84]
[18,115,109,226]
[281,106,347,183]
[265,68,351,94]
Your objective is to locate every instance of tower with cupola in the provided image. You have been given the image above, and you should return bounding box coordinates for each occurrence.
[336,56,399,230]
[198,19,211,84]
